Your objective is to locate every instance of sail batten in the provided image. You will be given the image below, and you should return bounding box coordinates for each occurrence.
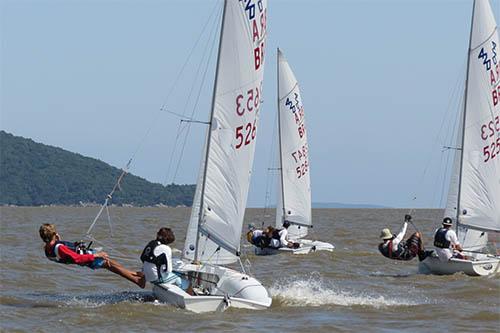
[183,0,268,265]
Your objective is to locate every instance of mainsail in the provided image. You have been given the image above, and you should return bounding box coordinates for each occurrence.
[275,49,311,239]
[457,0,500,233]
[183,0,268,265]
[445,111,489,250]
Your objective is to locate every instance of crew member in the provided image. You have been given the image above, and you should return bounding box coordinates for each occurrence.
[271,221,300,249]
[39,223,145,288]
[433,217,465,261]
[246,228,269,248]
[378,215,428,261]
[141,228,190,291]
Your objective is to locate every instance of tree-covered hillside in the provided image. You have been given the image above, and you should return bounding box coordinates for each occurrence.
[0,131,195,206]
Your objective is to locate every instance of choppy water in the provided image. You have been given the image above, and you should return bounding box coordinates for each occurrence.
[1,207,499,332]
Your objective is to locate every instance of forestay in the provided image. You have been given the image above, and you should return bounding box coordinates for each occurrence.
[183,0,268,265]
[275,49,311,239]
[458,0,500,233]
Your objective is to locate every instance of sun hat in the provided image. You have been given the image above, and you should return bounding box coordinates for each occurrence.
[380,228,393,240]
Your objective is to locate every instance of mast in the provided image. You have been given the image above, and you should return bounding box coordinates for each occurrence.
[194,0,227,262]
[456,0,476,235]
[277,48,287,223]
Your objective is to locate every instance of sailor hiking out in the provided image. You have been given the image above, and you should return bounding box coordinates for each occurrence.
[246,228,271,249]
[247,221,300,250]
[39,223,145,288]
[378,215,430,261]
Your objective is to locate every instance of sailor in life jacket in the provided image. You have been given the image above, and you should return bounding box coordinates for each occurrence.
[39,223,145,288]
[378,215,429,261]
[266,221,300,249]
[246,228,270,249]
[433,217,465,261]
[141,227,188,290]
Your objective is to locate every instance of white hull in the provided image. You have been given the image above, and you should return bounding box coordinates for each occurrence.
[418,252,500,276]
[254,239,334,256]
[152,261,272,313]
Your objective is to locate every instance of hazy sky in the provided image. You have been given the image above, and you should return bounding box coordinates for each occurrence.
[1,0,499,208]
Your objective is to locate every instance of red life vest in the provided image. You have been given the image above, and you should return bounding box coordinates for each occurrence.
[44,240,88,264]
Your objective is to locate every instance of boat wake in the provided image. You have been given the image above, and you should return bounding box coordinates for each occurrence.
[25,291,154,308]
[270,274,420,308]
[368,271,414,278]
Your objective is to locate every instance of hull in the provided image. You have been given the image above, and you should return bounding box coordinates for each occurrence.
[254,239,334,256]
[152,261,272,313]
[418,252,500,276]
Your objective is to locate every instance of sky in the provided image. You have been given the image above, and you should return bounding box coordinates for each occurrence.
[1,0,499,208]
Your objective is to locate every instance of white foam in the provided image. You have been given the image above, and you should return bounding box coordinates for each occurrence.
[56,291,146,308]
[270,274,419,308]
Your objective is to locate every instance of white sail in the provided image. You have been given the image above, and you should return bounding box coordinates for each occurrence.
[458,0,500,233]
[444,109,489,250]
[275,49,311,239]
[183,0,268,264]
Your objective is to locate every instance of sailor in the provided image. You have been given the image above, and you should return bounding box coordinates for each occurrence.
[271,221,300,249]
[263,226,280,249]
[141,227,189,291]
[378,215,429,261]
[246,228,269,248]
[433,217,465,261]
[39,223,145,288]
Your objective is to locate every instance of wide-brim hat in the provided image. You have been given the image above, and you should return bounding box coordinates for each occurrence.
[380,228,392,240]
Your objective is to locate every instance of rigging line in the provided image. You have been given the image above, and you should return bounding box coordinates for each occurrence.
[164,120,190,184]
[105,204,114,237]
[84,235,139,264]
[438,142,453,207]
[437,75,464,209]
[85,166,129,236]
[442,92,464,209]
[162,2,221,184]
[158,1,221,112]
[166,6,221,184]
[171,8,222,183]
[409,58,467,206]
[238,256,246,275]
[162,109,208,123]
[432,148,447,207]
[262,111,279,221]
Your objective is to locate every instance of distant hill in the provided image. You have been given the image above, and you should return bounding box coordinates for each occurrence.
[0,131,195,206]
[312,202,387,209]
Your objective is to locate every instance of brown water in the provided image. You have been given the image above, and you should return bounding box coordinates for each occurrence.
[1,207,499,332]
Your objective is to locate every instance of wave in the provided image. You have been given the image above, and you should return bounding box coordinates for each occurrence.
[21,291,154,308]
[270,273,420,308]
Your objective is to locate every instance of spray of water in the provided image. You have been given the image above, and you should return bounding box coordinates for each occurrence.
[270,273,421,308]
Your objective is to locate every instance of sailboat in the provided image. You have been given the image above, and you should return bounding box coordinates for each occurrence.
[152,0,272,312]
[418,0,500,276]
[254,49,334,255]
